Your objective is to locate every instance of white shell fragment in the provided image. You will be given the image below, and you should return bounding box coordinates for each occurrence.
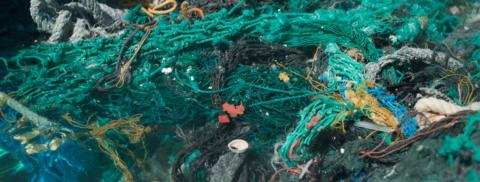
[228,139,249,154]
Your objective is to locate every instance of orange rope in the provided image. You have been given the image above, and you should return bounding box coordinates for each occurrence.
[142,0,204,21]
[181,1,205,23]
[142,0,178,17]
[141,6,154,17]
[187,8,205,19]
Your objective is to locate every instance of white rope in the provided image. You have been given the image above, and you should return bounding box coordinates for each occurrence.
[0,91,69,133]
[414,97,480,115]
[30,0,126,42]
[0,91,52,128]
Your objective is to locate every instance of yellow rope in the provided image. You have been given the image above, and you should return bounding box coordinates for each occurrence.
[98,139,133,182]
[458,75,476,105]
[345,87,399,129]
[438,70,477,105]
[63,114,146,182]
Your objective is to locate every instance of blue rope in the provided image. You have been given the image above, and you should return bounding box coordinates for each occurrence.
[368,87,417,138]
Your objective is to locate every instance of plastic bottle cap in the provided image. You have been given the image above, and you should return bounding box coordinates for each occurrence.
[228,139,249,154]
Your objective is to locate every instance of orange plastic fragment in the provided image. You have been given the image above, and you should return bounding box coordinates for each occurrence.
[218,113,230,124]
[279,72,290,83]
[222,102,245,118]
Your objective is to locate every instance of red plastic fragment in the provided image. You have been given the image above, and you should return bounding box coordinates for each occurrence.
[218,113,230,124]
[222,102,245,118]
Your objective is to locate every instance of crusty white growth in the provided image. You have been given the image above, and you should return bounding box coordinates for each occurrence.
[364,47,464,81]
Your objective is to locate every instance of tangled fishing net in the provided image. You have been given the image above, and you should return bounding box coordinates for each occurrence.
[1,0,480,181]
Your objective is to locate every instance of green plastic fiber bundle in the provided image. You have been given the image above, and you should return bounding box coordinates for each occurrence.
[279,96,349,166]
[323,43,366,87]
